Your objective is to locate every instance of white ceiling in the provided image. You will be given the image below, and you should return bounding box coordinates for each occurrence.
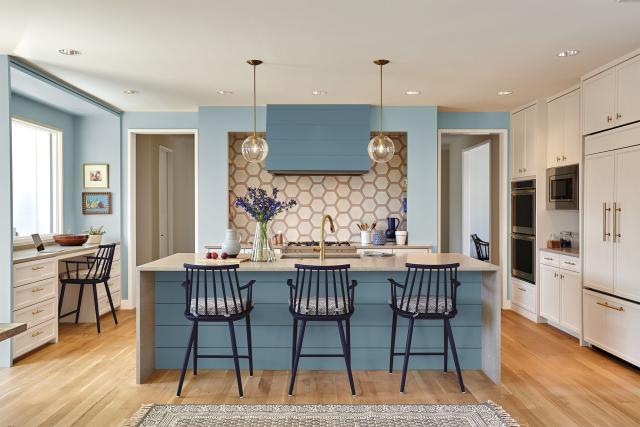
[2,0,640,112]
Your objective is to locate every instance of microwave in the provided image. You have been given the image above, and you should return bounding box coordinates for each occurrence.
[547,165,578,210]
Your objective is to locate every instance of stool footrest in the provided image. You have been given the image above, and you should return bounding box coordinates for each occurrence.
[196,354,249,359]
[300,353,346,358]
[392,351,445,357]
[58,310,79,319]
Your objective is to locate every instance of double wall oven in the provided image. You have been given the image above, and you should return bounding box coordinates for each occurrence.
[511,179,536,283]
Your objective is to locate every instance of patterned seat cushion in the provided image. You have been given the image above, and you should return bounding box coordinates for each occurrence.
[290,298,350,315]
[394,295,453,314]
[190,297,250,316]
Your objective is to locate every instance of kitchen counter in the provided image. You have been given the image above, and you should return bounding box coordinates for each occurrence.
[0,323,27,342]
[137,252,501,385]
[540,247,579,258]
[13,240,121,264]
[205,242,433,250]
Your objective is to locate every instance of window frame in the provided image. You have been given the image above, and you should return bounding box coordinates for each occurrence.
[11,116,64,247]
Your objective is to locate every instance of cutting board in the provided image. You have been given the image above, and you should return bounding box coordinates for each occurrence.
[198,253,251,265]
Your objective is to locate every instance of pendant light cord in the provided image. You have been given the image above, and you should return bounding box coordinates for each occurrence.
[253,64,257,139]
[379,63,383,138]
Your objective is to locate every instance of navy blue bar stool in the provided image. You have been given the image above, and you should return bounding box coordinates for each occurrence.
[177,263,256,398]
[388,262,465,393]
[58,243,118,333]
[287,263,358,396]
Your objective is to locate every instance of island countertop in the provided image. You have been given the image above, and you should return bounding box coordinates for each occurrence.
[138,252,499,273]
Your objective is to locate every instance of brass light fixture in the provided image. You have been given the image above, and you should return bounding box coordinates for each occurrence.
[241,59,269,163]
[368,59,395,163]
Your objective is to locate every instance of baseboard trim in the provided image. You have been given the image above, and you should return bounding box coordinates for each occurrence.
[509,303,537,322]
[120,299,134,310]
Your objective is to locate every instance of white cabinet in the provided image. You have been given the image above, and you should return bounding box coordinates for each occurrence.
[511,104,537,178]
[547,89,580,167]
[583,54,640,135]
[511,279,536,315]
[539,251,581,336]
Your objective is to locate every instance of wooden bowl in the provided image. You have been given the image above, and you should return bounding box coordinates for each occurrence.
[53,234,89,246]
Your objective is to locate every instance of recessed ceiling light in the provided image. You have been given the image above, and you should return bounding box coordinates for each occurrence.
[557,49,580,57]
[405,90,421,95]
[123,89,139,95]
[312,90,328,95]
[58,48,81,56]
[497,90,513,96]
[217,90,233,95]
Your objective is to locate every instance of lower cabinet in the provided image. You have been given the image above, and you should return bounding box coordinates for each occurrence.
[511,279,536,316]
[539,251,581,336]
[583,289,640,367]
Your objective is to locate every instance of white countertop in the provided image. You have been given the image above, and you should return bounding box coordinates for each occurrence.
[138,252,499,273]
[13,241,120,264]
[540,247,579,258]
[205,242,433,250]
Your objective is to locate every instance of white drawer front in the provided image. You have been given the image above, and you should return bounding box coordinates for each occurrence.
[14,259,56,287]
[512,281,536,313]
[110,259,121,278]
[540,251,560,267]
[99,290,121,315]
[97,276,121,300]
[13,278,57,311]
[559,256,580,273]
[12,318,56,359]
[13,299,56,329]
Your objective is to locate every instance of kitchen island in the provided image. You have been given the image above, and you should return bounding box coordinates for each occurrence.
[137,253,501,384]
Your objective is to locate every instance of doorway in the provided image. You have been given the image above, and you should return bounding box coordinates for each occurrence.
[462,141,491,257]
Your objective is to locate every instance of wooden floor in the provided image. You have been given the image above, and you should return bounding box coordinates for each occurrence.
[1,310,639,426]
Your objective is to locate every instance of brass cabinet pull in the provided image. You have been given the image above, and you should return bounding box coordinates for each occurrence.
[607,115,613,123]
[31,330,43,338]
[616,113,622,120]
[31,287,44,293]
[614,203,621,242]
[32,308,44,315]
[31,265,45,271]
[603,203,611,241]
[597,301,624,312]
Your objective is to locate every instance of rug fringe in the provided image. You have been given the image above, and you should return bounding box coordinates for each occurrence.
[486,401,520,427]
[123,403,154,427]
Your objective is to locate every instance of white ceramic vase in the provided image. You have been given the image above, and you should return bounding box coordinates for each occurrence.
[222,228,242,258]
[87,234,102,245]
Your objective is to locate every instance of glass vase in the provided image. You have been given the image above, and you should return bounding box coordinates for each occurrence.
[251,221,275,262]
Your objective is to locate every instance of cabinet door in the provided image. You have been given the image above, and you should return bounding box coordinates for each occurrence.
[511,110,525,177]
[563,90,581,165]
[613,145,640,301]
[582,70,616,135]
[539,264,560,323]
[559,270,581,334]
[547,97,564,168]
[523,105,537,176]
[583,152,615,293]
[616,55,640,127]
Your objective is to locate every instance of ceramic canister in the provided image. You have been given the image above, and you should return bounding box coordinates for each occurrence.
[222,228,242,257]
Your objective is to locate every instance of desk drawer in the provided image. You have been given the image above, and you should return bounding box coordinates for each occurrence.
[97,276,121,299]
[14,259,56,287]
[13,278,57,311]
[13,298,56,329]
[12,318,56,359]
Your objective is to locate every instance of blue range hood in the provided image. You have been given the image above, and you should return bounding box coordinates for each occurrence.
[265,104,371,175]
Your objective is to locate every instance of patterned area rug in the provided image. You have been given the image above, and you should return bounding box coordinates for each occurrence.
[125,403,519,426]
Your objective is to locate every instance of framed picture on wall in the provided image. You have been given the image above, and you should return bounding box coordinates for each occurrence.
[82,192,112,215]
[83,163,109,189]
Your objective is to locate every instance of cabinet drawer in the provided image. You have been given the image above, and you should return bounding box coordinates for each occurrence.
[98,290,121,315]
[13,278,57,311]
[583,290,640,367]
[12,318,56,359]
[540,251,560,267]
[97,276,121,300]
[13,298,56,329]
[559,256,580,273]
[511,281,536,313]
[110,259,121,278]
[14,259,56,287]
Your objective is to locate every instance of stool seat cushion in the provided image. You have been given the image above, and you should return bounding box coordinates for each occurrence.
[190,297,251,316]
[290,298,350,315]
[393,295,453,314]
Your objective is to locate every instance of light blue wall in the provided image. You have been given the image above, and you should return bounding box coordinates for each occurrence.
[0,56,13,366]
[437,111,510,130]
[10,94,77,232]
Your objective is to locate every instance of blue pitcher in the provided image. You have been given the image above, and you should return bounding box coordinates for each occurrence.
[385,217,400,240]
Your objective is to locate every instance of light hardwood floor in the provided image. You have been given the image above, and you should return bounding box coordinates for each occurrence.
[1,309,639,426]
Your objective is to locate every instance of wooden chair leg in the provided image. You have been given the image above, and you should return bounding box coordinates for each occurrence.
[228,321,244,397]
[400,317,415,393]
[443,319,448,372]
[291,318,298,372]
[246,314,254,376]
[103,281,118,325]
[445,318,465,392]
[193,320,198,375]
[338,320,356,396]
[288,319,306,396]
[91,284,101,333]
[58,283,66,318]
[75,284,85,324]
[389,311,398,373]
[176,322,196,396]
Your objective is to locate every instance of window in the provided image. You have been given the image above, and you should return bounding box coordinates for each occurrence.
[11,118,62,241]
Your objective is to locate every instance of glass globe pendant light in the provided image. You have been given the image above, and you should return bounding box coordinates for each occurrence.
[368,59,395,163]
[242,59,269,163]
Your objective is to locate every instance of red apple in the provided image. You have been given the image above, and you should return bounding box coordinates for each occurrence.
[205,252,213,259]
[211,252,219,260]
[221,252,229,259]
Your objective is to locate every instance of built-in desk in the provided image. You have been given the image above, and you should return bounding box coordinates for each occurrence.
[11,242,121,360]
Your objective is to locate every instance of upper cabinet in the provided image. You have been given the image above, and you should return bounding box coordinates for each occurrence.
[547,89,580,168]
[511,104,537,179]
[583,54,640,135]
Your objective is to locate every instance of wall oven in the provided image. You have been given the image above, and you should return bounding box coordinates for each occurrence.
[512,233,536,283]
[511,179,536,235]
[547,165,578,210]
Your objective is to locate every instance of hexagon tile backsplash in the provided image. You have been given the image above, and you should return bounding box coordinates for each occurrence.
[229,132,407,243]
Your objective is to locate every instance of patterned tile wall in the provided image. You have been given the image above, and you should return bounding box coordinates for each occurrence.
[229,133,407,243]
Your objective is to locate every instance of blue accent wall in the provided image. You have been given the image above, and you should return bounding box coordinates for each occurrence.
[437,111,510,130]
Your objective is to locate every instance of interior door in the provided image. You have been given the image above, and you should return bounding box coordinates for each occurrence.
[547,97,564,167]
[583,152,615,293]
[616,55,640,128]
[613,145,640,301]
[539,264,560,323]
[559,270,581,334]
[582,70,616,135]
[511,110,525,177]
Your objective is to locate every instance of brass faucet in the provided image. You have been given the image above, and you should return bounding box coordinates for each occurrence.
[318,214,336,261]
